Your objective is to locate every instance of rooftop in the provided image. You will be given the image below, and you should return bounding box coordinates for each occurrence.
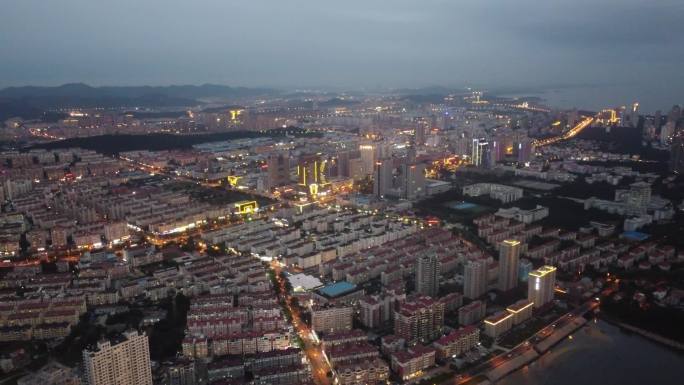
[287,273,323,292]
[317,281,357,298]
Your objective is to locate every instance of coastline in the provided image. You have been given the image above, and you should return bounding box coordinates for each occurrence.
[598,314,684,352]
[493,318,683,385]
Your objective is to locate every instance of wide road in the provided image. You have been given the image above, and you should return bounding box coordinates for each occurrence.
[272,263,332,385]
[533,116,594,147]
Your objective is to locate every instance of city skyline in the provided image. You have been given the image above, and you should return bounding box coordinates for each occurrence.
[1,1,683,385]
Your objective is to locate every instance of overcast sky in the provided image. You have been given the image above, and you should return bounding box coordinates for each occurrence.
[1,0,683,107]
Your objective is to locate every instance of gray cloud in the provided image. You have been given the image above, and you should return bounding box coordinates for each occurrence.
[0,0,682,110]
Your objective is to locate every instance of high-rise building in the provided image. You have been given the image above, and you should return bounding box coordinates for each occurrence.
[670,135,684,173]
[415,122,426,146]
[630,102,640,127]
[337,150,351,178]
[349,157,365,181]
[498,239,521,292]
[83,330,153,385]
[297,154,328,196]
[628,181,651,210]
[267,152,290,188]
[463,259,487,299]
[661,121,675,145]
[528,265,556,308]
[517,139,534,164]
[373,159,393,198]
[297,154,323,186]
[400,163,425,200]
[654,110,662,130]
[491,137,507,163]
[471,139,490,167]
[471,138,482,166]
[359,143,377,177]
[415,254,440,298]
[393,296,444,343]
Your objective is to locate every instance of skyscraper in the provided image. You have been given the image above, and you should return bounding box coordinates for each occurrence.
[83,330,153,385]
[337,150,351,178]
[359,143,377,177]
[267,152,290,188]
[373,159,393,198]
[463,259,487,299]
[471,139,489,167]
[670,135,684,173]
[630,102,640,127]
[400,163,425,200]
[415,122,426,146]
[528,265,556,308]
[498,239,521,292]
[517,139,534,164]
[471,138,482,166]
[415,254,440,298]
[297,154,326,196]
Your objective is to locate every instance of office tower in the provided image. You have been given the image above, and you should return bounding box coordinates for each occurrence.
[481,142,493,168]
[407,144,417,164]
[528,265,556,308]
[517,139,534,164]
[463,259,487,299]
[498,239,521,292]
[491,137,506,163]
[297,154,325,189]
[83,330,153,385]
[630,102,640,127]
[359,143,377,176]
[373,159,393,198]
[471,139,489,167]
[670,135,684,173]
[349,157,366,181]
[400,163,425,200]
[471,138,481,166]
[415,254,440,298]
[654,110,662,130]
[661,121,675,145]
[337,150,351,178]
[267,152,290,188]
[394,296,444,343]
[667,105,681,124]
[415,122,426,146]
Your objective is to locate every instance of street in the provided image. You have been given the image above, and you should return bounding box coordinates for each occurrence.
[271,262,332,385]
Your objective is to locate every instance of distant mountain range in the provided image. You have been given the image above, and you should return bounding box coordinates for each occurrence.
[0,83,278,121]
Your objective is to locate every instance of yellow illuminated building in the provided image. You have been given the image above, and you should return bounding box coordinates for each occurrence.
[227,175,242,187]
[229,109,243,121]
[528,265,556,308]
[234,200,258,214]
[505,299,534,325]
[484,311,513,338]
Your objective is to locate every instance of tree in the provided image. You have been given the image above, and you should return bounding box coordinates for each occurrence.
[181,237,196,252]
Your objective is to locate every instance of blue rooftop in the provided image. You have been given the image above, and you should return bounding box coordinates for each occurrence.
[621,231,650,241]
[318,281,357,298]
